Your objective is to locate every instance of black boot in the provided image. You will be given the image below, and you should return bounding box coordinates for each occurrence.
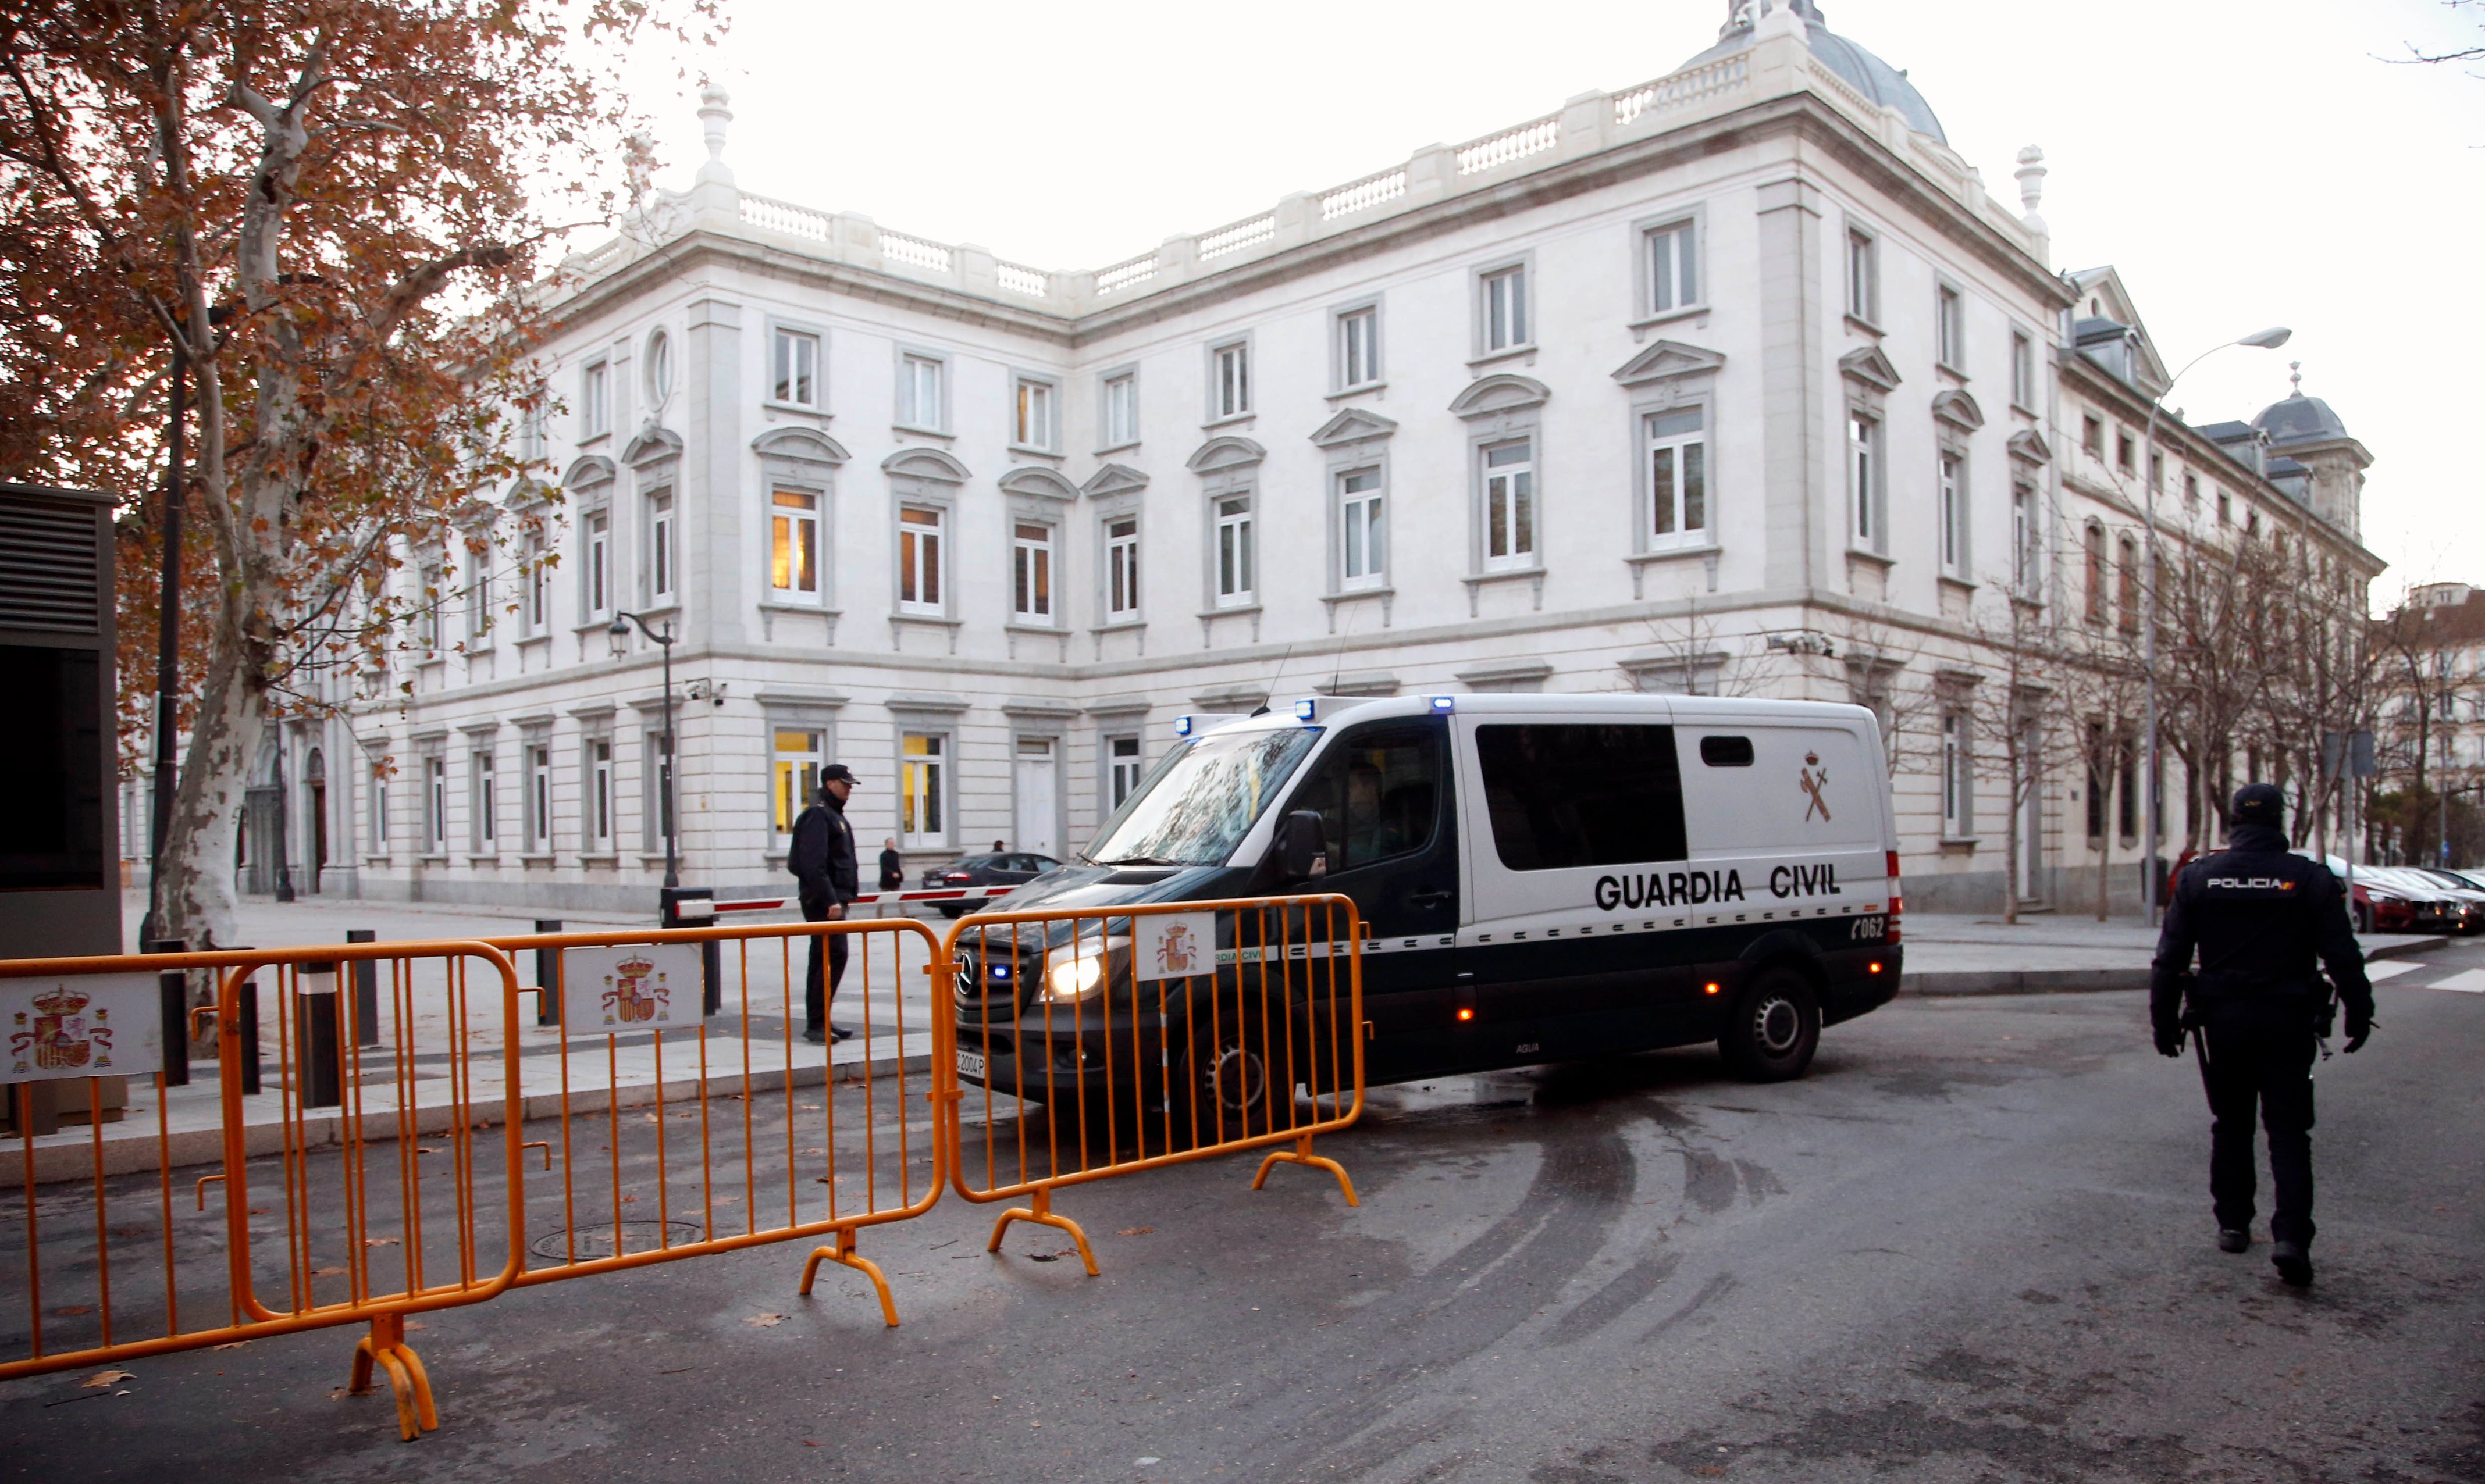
[2270,1240,2312,1287]
[2217,1228,2249,1254]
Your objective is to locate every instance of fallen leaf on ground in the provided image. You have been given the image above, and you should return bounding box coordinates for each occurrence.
[52,1305,92,1317]
[211,1342,247,1351]
[1027,1253,1060,1263]
[311,1265,346,1276]
[364,1237,399,1248]
[621,1194,639,1204]
[403,1319,426,1332]
[80,1370,134,1389]
[1118,1227,1154,1236]
[804,1440,820,1447]
[744,1313,785,1328]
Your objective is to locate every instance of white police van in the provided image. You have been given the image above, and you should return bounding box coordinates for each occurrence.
[956,693,1902,1107]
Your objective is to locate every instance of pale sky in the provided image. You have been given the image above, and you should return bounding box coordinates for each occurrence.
[623,0,2484,609]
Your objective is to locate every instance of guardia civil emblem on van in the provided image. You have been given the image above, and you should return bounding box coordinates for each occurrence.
[1799,751,1832,822]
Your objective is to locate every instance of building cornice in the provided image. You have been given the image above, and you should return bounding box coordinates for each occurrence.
[545,80,2070,351]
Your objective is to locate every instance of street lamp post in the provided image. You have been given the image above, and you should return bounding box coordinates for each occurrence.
[610,611,679,889]
[2138,324,2292,925]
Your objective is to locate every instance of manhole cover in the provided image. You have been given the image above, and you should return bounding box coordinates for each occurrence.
[529,1220,704,1262]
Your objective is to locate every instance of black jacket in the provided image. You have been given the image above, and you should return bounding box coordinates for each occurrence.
[2149,823,2373,1039]
[877,847,903,891]
[788,794,859,904]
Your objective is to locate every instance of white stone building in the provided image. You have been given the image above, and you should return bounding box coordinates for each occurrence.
[234,0,2379,914]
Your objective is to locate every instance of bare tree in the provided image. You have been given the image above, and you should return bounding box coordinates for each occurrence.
[1963,600,2087,923]
[1818,613,1943,779]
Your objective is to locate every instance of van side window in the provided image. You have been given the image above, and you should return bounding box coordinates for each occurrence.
[1288,725,1440,872]
[1475,724,1687,871]
[1699,736,1755,767]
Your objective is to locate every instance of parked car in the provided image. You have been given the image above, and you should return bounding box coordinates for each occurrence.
[2324,859,2464,935]
[2315,857,2427,935]
[920,851,1063,918]
[2401,867,2485,934]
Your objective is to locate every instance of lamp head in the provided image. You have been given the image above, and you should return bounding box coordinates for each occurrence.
[607,615,631,638]
[2239,326,2292,350]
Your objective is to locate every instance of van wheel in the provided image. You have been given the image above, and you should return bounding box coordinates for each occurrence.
[1167,1022,1272,1148]
[1720,971,1820,1083]
[2354,902,2373,935]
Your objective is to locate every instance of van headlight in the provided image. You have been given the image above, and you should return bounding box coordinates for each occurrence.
[1041,937,1128,1004]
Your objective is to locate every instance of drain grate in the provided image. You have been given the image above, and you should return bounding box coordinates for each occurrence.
[528,1219,705,1262]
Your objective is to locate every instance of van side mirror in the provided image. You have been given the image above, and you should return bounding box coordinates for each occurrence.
[1273,811,1326,882]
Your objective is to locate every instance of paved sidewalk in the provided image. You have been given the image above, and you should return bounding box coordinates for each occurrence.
[1902,910,2446,994]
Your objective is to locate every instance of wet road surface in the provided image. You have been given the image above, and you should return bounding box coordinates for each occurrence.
[6,939,2483,1482]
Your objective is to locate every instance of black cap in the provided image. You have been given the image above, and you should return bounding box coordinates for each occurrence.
[820,764,857,786]
[2230,782,2284,828]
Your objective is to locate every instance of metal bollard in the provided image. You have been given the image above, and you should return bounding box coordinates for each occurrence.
[346,929,380,1047]
[533,919,563,1026]
[235,969,262,1096]
[147,937,190,1087]
[294,961,342,1110]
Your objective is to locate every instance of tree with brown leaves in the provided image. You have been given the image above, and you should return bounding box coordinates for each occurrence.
[1,0,713,955]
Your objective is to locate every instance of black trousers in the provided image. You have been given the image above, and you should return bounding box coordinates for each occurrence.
[2199,1018,2318,1246]
[802,893,848,1033]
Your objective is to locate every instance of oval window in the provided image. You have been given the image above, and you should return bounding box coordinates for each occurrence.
[1699,735,1755,768]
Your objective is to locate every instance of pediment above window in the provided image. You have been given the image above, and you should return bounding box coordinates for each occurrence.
[997,466,1078,501]
[1931,388,1986,431]
[1081,462,1149,499]
[622,425,682,466]
[2007,428,2052,464]
[1610,339,1727,388]
[1308,408,1399,448]
[881,445,970,483]
[752,426,849,465]
[561,454,617,490]
[1448,373,1551,421]
[1838,345,1903,393]
[1185,435,1268,475]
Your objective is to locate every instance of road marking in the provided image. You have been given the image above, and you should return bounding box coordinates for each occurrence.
[2429,968,2485,994]
[2366,961,2423,982]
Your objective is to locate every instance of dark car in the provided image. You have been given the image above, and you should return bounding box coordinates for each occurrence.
[920,852,1063,917]
[2402,867,2485,934]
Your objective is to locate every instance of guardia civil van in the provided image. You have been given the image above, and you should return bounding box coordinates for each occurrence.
[952,693,1902,1119]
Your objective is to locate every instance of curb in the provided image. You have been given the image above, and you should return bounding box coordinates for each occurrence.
[1902,932,2452,998]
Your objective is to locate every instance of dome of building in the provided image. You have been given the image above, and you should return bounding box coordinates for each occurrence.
[2252,388,2351,447]
[1680,1,1947,144]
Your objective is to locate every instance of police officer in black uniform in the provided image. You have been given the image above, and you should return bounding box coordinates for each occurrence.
[789,764,861,1044]
[2150,783,2374,1287]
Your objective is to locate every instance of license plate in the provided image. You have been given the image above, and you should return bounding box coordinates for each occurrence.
[956,1048,987,1080]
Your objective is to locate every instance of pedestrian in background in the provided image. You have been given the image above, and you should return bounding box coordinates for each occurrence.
[788,765,861,1044]
[2150,782,2374,1287]
[878,837,903,893]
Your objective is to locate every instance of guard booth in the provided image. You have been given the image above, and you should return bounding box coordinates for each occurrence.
[0,483,123,1134]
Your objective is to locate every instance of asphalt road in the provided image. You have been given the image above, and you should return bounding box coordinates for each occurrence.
[7,938,2483,1483]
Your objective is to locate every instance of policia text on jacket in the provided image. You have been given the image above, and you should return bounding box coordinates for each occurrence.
[952,693,1902,1101]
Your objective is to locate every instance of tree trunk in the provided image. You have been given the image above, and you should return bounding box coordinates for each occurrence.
[2000,749,2021,926]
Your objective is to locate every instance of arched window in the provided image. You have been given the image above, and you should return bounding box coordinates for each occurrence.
[2083,522,2108,625]
[2116,533,2140,634]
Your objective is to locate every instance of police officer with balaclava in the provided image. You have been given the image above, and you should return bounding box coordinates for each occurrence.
[2150,782,2374,1287]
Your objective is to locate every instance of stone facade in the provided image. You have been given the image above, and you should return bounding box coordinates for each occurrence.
[216,2,2381,915]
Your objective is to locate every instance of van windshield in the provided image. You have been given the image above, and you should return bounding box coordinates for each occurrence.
[1087,727,1320,866]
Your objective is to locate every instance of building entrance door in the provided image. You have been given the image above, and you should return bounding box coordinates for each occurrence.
[304,747,327,893]
[1013,738,1058,859]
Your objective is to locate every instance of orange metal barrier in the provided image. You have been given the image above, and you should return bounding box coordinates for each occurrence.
[941,895,1365,1271]
[0,940,526,1442]
[474,918,947,1331]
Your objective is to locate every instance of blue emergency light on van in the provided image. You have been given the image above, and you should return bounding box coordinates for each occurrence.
[950,693,1903,1108]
